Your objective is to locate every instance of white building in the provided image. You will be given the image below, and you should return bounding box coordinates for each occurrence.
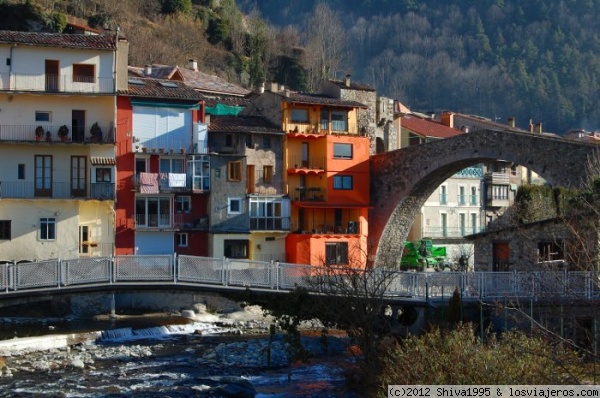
[0,30,128,261]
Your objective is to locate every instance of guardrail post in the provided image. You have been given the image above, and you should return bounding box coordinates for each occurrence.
[57,258,62,288]
[275,261,280,291]
[223,257,229,287]
[173,253,178,284]
[110,254,115,284]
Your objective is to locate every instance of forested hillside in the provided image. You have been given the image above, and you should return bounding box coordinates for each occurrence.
[2,0,599,134]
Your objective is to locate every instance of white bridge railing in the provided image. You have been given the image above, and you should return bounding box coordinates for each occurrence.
[0,255,599,301]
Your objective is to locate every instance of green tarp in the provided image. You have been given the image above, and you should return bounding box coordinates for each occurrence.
[206,103,243,115]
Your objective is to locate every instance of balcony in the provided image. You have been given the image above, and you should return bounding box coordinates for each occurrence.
[0,124,113,144]
[422,226,486,238]
[291,186,325,201]
[133,137,196,155]
[0,72,115,94]
[173,214,209,230]
[487,195,510,208]
[290,221,360,235]
[287,155,326,172]
[132,173,188,193]
[135,214,172,229]
[485,172,510,184]
[250,217,291,231]
[0,180,115,200]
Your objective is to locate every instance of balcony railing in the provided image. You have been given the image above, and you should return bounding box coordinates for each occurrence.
[0,72,115,94]
[288,155,326,171]
[134,137,196,155]
[0,124,113,144]
[173,214,208,230]
[0,180,115,200]
[422,226,486,238]
[458,194,466,205]
[132,173,188,192]
[135,214,172,229]
[439,193,448,204]
[291,186,325,201]
[290,221,360,235]
[485,172,510,184]
[250,217,291,231]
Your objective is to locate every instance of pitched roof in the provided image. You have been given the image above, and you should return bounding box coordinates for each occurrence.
[119,77,204,101]
[208,115,284,135]
[0,30,116,50]
[328,78,375,92]
[401,116,462,139]
[128,65,250,97]
[275,91,367,108]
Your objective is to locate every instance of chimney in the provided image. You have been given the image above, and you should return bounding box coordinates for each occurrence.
[440,112,454,128]
[188,59,198,71]
[508,117,515,128]
[269,82,278,92]
[258,82,265,94]
[344,74,351,87]
[284,88,290,97]
[534,122,542,134]
[144,65,152,76]
[529,120,534,132]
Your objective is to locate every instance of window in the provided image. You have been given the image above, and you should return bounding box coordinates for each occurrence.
[228,197,242,214]
[330,110,348,131]
[470,186,478,205]
[291,108,309,123]
[440,185,448,204]
[160,158,184,173]
[228,161,242,181]
[35,155,52,197]
[135,197,171,227]
[176,196,191,213]
[39,217,56,241]
[250,197,289,230]
[262,136,271,149]
[459,213,466,236]
[458,186,466,205]
[72,64,95,83]
[0,220,10,240]
[326,242,348,265]
[96,168,111,182]
[333,175,353,190]
[225,134,234,147]
[18,164,25,180]
[224,239,249,258]
[71,156,86,197]
[538,241,564,262]
[263,165,273,183]
[35,111,51,122]
[491,185,509,200]
[177,233,188,247]
[333,143,353,159]
[471,213,478,234]
[246,135,253,148]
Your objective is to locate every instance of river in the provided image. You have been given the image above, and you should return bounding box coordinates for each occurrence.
[0,317,360,397]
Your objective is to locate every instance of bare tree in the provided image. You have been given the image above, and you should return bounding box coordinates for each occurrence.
[302,2,349,91]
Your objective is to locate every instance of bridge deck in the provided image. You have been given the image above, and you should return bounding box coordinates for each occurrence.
[0,255,598,304]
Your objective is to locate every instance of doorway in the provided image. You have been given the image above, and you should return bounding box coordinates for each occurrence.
[493,241,510,271]
[72,110,86,143]
[45,60,59,91]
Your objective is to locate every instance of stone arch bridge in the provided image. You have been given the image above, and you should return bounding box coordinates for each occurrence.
[369,128,600,266]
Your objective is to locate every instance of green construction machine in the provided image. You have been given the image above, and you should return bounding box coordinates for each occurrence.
[400,238,448,271]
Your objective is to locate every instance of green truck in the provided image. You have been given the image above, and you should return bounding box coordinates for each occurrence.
[400,238,448,271]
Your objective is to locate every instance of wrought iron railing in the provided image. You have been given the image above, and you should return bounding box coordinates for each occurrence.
[421,226,486,238]
[0,124,113,143]
[0,257,599,302]
[0,181,115,200]
[0,72,114,93]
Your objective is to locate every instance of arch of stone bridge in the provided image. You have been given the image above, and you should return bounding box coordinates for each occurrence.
[368,128,600,267]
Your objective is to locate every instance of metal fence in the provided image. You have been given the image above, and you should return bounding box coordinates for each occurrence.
[0,256,599,302]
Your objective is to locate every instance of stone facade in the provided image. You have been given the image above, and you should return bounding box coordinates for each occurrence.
[369,129,598,266]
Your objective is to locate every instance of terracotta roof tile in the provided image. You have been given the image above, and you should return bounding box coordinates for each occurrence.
[0,30,116,50]
[119,77,204,101]
[209,115,284,135]
[402,116,462,139]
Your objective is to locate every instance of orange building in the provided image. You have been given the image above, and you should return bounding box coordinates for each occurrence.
[242,86,370,267]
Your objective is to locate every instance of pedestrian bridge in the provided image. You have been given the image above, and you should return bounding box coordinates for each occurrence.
[0,255,599,305]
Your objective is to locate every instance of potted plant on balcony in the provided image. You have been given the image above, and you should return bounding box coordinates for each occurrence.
[35,126,44,141]
[58,125,69,142]
[90,122,103,143]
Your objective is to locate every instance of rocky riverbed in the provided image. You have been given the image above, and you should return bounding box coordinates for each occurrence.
[0,305,358,397]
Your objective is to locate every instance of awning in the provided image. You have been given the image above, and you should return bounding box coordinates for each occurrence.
[90,157,116,165]
[131,100,200,110]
